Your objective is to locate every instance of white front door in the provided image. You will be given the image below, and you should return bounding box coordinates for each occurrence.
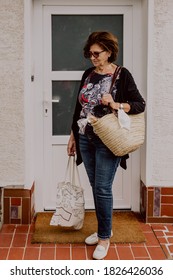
[34,0,142,211]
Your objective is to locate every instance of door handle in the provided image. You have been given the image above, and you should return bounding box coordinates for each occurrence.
[43,97,60,117]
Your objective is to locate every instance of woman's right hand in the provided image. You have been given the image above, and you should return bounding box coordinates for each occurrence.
[67,131,76,156]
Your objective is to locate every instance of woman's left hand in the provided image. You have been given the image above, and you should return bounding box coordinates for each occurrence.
[101,94,114,105]
[102,94,131,112]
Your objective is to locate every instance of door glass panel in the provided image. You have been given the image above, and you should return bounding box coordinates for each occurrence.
[52,15,123,71]
[52,81,80,135]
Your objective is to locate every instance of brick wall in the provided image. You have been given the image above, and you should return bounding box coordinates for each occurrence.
[3,183,35,224]
[140,181,173,223]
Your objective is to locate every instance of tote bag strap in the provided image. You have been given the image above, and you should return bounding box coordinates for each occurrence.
[64,156,82,188]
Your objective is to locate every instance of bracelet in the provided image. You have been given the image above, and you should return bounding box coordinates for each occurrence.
[119,103,124,109]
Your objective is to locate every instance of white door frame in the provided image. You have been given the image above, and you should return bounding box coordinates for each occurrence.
[32,0,144,212]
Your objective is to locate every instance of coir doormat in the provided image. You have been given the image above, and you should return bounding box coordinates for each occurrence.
[31,211,145,244]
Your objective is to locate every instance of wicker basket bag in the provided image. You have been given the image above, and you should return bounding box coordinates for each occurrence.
[91,111,145,156]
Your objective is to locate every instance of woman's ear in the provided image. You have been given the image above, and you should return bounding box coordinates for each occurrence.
[108,51,112,58]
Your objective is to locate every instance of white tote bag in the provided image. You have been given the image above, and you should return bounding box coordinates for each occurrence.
[50,156,85,230]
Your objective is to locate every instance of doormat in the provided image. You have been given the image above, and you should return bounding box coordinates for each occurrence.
[31,211,145,244]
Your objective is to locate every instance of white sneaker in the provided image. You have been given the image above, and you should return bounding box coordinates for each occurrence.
[93,241,110,260]
[85,231,113,245]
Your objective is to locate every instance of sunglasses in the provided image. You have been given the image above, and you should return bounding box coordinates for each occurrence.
[87,50,105,58]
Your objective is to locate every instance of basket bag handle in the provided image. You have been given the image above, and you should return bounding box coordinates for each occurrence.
[109,65,122,95]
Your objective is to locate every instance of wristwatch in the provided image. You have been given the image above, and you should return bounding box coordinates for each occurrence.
[119,103,124,109]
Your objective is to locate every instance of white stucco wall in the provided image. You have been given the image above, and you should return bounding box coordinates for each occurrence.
[149,0,173,185]
[0,0,25,186]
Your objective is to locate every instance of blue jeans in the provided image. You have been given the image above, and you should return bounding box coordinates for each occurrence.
[79,133,121,240]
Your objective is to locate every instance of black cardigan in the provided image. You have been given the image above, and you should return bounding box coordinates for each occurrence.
[71,66,146,169]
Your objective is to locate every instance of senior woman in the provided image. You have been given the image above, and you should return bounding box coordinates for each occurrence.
[67,31,145,259]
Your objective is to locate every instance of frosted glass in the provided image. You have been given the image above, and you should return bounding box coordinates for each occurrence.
[52,81,80,135]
